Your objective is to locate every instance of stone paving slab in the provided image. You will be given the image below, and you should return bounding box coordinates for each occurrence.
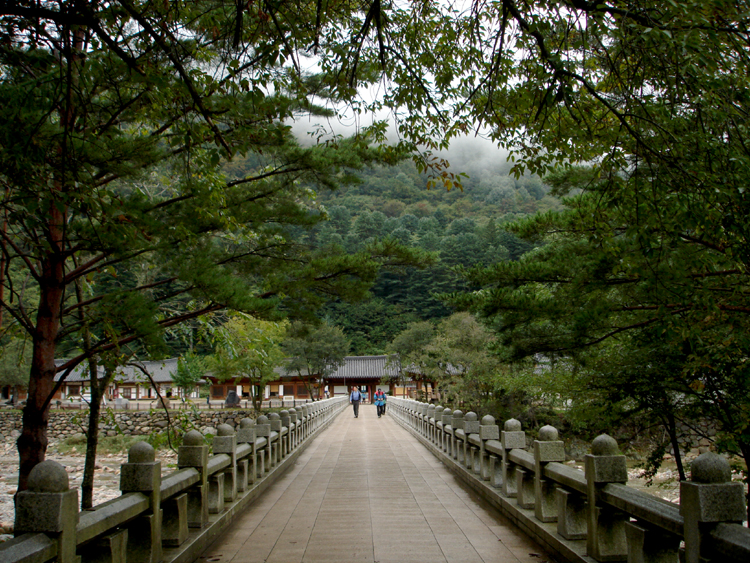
[201,405,558,563]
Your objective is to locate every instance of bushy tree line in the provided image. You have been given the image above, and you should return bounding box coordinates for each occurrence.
[0,0,426,492]
[290,162,544,353]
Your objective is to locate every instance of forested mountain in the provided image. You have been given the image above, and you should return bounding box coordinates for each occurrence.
[297,152,561,354]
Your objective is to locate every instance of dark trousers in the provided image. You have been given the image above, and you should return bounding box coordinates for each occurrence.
[352,400,360,417]
[377,404,385,416]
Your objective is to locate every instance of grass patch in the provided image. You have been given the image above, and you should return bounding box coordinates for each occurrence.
[56,434,146,455]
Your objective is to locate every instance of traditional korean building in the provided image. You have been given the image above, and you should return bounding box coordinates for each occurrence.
[52,358,182,401]
[6,355,418,406]
[323,355,401,402]
[206,355,404,403]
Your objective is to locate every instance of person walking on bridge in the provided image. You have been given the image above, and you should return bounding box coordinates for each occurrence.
[374,388,387,418]
[349,386,362,418]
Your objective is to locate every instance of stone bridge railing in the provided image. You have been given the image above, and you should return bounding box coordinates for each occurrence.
[1,396,348,563]
[389,397,750,563]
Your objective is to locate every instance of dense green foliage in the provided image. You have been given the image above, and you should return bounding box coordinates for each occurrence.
[0,0,426,488]
[7,0,747,500]
[209,315,287,410]
[389,1,750,480]
[303,159,547,353]
[282,321,350,398]
[173,353,208,397]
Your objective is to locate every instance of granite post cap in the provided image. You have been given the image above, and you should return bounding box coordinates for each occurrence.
[183,430,204,445]
[504,418,522,431]
[257,415,269,424]
[465,412,478,422]
[28,460,69,492]
[591,434,619,456]
[240,418,256,428]
[129,441,156,463]
[481,415,496,425]
[691,452,731,483]
[217,424,235,436]
[538,425,558,441]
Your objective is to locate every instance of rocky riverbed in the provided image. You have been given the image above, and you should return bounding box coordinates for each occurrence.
[0,441,178,542]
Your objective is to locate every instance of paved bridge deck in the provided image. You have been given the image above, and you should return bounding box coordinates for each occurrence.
[203,405,556,563]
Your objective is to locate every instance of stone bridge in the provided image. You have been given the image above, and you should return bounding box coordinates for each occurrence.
[1,396,749,563]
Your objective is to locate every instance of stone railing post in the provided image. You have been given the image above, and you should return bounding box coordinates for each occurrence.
[120,441,162,563]
[426,404,436,443]
[300,405,308,439]
[451,410,465,462]
[288,408,298,449]
[280,410,291,456]
[213,424,238,503]
[534,425,566,522]
[680,452,746,563]
[464,412,480,472]
[441,408,453,455]
[479,415,499,482]
[420,403,429,436]
[269,412,282,465]
[178,430,209,528]
[311,403,317,434]
[501,418,525,497]
[237,418,256,488]
[15,460,79,563]
[256,415,271,474]
[585,434,629,562]
[433,406,444,447]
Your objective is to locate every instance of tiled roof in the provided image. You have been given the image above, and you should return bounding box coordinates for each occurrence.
[53,355,404,385]
[326,355,399,380]
[54,358,179,384]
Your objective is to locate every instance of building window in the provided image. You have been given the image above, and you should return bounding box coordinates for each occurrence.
[212,386,224,398]
[297,385,308,397]
[121,388,132,399]
[68,386,81,397]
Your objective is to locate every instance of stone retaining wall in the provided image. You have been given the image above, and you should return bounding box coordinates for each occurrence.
[0,409,257,442]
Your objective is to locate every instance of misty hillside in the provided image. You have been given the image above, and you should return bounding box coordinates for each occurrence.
[302,151,562,355]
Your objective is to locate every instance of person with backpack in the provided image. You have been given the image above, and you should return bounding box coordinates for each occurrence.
[374,388,387,418]
[349,386,362,418]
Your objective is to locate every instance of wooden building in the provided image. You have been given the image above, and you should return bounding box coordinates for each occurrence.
[4,355,417,406]
[323,355,400,402]
[52,358,183,401]
[206,355,405,403]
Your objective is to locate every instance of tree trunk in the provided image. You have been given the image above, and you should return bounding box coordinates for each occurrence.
[81,358,102,509]
[664,410,686,482]
[16,19,83,490]
[17,255,65,491]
